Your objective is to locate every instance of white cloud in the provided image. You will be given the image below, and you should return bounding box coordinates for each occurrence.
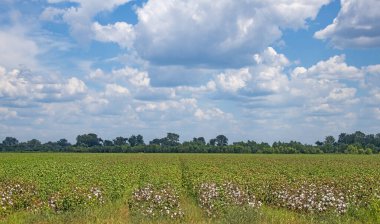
[174,81,217,96]
[131,0,330,66]
[3,0,380,144]
[326,87,356,102]
[194,107,231,121]
[211,47,290,95]
[127,70,150,87]
[315,0,380,48]
[309,103,341,114]
[293,55,363,80]
[201,48,370,132]
[88,68,105,79]
[44,0,131,42]
[40,7,65,22]
[0,68,28,98]
[91,67,151,88]
[366,64,380,75]
[216,68,251,92]
[82,94,109,114]
[253,46,290,67]
[0,29,39,70]
[136,98,197,112]
[64,77,87,95]
[104,83,130,96]
[288,56,362,109]
[373,90,380,102]
[2,49,380,143]
[0,66,87,102]
[365,89,380,106]
[250,47,290,94]
[92,22,135,49]
[0,107,17,119]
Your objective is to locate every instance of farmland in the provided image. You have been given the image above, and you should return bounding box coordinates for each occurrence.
[1,153,380,223]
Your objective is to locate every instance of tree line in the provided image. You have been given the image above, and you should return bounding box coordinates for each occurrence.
[1,131,379,154]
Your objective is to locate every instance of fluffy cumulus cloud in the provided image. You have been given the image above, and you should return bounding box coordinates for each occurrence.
[136,98,197,113]
[0,65,94,140]
[92,22,135,49]
[42,0,132,42]
[89,66,151,89]
[0,28,39,70]
[287,55,363,110]
[211,47,290,96]
[1,47,380,142]
[194,107,232,121]
[0,66,87,103]
[0,62,236,141]
[315,0,380,48]
[298,55,363,80]
[86,0,331,66]
[215,68,251,92]
[104,83,130,97]
[193,47,380,140]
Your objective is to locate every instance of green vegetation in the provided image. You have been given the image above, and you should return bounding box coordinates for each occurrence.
[1,153,380,223]
[1,131,380,154]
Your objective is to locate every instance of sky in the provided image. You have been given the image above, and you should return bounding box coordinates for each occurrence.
[1,0,380,144]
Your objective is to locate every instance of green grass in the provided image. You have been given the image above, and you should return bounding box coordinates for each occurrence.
[0,153,380,223]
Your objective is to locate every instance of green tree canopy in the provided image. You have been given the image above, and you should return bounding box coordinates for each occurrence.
[76,133,102,147]
[215,135,228,146]
[2,137,19,146]
[113,137,128,146]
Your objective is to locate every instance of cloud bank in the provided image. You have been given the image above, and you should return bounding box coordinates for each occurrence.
[0,0,379,143]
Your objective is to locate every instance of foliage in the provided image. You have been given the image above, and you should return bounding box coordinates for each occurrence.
[2,137,19,146]
[76,133,102,147]
[1,131,380,154]
[0,153,380,223]
[48,187,104,212]
[0,181,42,216]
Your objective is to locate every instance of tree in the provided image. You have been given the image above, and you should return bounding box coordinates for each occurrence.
[161,133,180,147]
[353,131,366,146]
[315,141,323,146]
[128,135,138,147]
[76,133,102,147]
[322,136,336,153]
[136,134,145,146]
[2,137,19,146]
[338,133,347,144]
[215,135,228,146]
[150,138,162,145]
[209,138,216,146]
[57,138,71,147]
[26,139,41,149]
[324,136,336,145]
[192,137,206,145]
[375,133,380,146]
[166,133,180,146]
[365,134,375,146]
[103,140,114,146]
[128,135,144,147]
[113,137,128,146]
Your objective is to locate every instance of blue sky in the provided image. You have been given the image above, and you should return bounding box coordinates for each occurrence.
[1,0,380,144]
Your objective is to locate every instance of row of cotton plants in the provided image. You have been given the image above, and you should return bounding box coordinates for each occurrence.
[1,181,104,216]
